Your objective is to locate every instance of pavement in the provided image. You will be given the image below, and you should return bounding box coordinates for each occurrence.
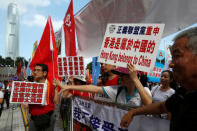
[0,104,25,131]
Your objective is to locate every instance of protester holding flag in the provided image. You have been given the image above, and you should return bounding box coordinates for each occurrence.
[54,63,152,106]
[26,16,61,131]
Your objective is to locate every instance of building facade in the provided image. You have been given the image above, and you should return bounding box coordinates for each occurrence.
[5,3,19,60]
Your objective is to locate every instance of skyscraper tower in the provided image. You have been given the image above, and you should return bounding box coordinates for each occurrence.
[5,3,20,60]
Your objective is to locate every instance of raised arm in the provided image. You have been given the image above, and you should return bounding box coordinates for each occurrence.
[120,101,168,128]
[127,64,152,105]
[54,87,61,104]
[53,79,104,95]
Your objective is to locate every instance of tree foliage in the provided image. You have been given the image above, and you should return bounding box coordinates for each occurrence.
[0,55,28,67]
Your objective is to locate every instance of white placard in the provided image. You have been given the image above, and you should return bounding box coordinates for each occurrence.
[98,23,165,72]
[10,81,47,105]
[57,56,85,77]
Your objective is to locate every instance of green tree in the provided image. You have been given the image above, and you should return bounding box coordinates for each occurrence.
[0,55,5,66]
[4,57,14,67]
[0,56,28,67]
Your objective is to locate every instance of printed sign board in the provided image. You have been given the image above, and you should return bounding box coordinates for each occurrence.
[157,50,165,61]
[10,81,47,104]
[57,56,85,77]
[98,23,165,72]
[147,61,164,82]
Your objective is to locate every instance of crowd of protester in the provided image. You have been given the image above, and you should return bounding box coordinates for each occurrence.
[0,27,197,131]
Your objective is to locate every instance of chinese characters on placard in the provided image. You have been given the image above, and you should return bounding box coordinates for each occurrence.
[57,56,85,77]
[10,81,47,104]
[98,24,165,72]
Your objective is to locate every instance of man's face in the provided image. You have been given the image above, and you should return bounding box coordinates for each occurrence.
[170,37,197,90]
[33,66,47,81]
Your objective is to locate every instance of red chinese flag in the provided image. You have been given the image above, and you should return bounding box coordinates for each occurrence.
[63,0,77,56]
[29,16,60,104]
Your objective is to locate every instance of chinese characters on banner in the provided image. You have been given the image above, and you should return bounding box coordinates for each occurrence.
[57,56,85,77]
[98,24,165,72]
[164,43,172,70]
[73,97,170,131]
[147,62,165,82]
[148,50,165,82]
[10,81,47,104]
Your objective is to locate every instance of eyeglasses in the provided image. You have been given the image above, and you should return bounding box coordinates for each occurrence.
[33,69,42,72]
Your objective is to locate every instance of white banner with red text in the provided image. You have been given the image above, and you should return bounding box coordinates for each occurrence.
[98,23,165,72]
[73,97,169,131]
[10,81,47,105]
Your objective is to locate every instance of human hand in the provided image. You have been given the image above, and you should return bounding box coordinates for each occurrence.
[120,111,134,128]
[21,103,29,109]
[68,76,74,85]
[127,63,138,80]
[53,79,62,88]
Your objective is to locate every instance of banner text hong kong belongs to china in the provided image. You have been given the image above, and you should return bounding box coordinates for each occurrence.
[98,23,165,72]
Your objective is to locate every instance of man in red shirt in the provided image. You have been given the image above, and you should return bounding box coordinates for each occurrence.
[23,64,55,131]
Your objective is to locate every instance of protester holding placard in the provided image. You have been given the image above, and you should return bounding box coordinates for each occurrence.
[120,27,197,131]
[22,64,56,131]
[54,63,152,106]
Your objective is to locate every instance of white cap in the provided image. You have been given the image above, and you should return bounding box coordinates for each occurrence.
[73,76,86,82]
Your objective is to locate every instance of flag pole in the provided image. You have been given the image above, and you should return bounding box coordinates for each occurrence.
[48,16,55,79]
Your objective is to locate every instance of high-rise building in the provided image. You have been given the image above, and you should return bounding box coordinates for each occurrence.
[5,3,19,60]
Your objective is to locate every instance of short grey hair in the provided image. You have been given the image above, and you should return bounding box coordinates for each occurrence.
[173,27,197,55]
